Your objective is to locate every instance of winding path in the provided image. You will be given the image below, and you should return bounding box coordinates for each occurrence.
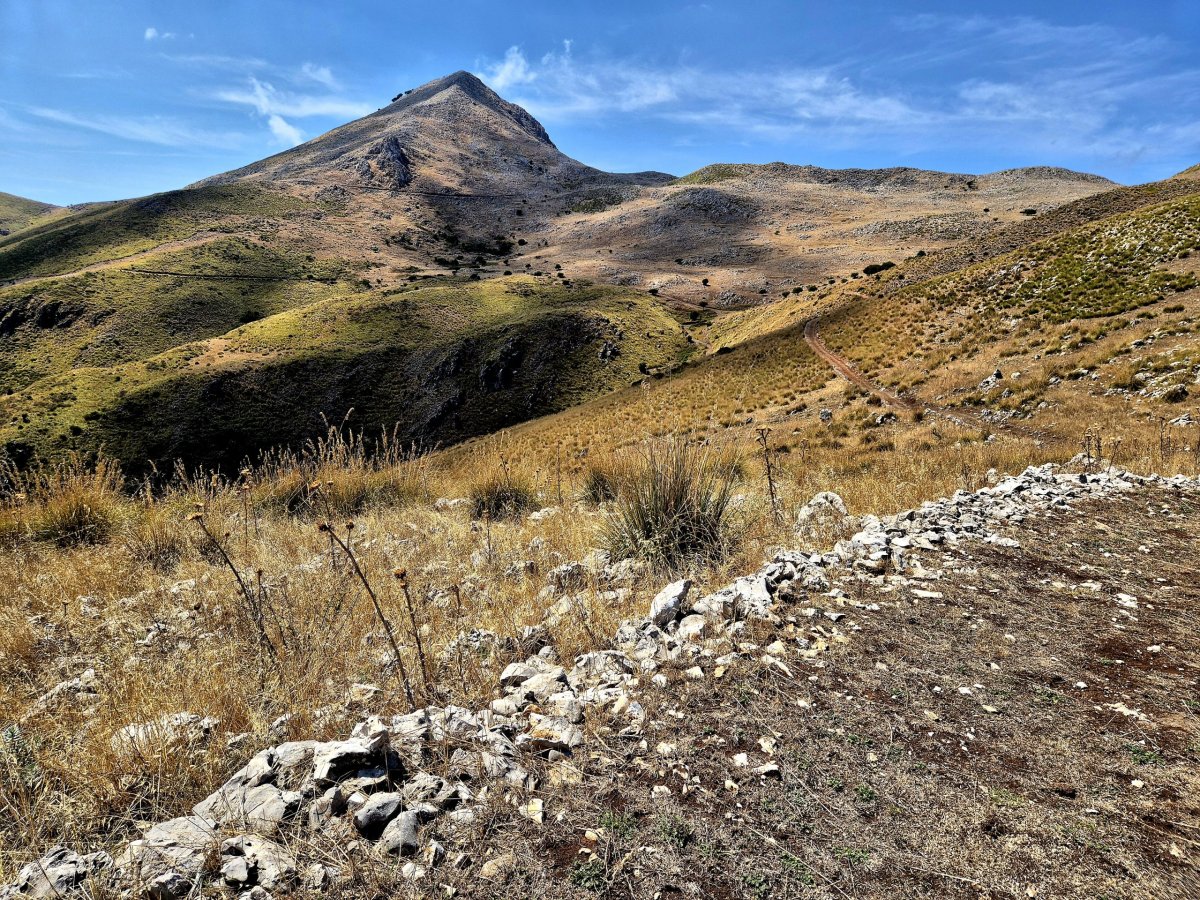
[803,315,920,412]
[0,232,229,289]
[802,311,1046,440]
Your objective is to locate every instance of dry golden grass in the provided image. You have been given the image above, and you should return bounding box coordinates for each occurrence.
[5,180,1200,886]
[5,327,1200,883]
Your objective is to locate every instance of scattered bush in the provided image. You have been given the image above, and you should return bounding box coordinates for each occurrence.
[0,454,124,546]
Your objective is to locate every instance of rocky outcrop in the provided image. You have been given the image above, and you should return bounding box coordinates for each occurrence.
[345,135,412,190]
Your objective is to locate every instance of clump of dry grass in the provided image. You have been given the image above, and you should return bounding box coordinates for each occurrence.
[254,423,429,517]
[467,461,538,520]
[579,453,626,505]
[0,453,126,546]
[603,438,741,573]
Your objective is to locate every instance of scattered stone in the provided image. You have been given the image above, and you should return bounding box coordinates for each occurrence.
[478,852,516,881]
[1,847,112,899]
[352,792,404,839]
[650,580,691,627]
[219,836,297,891]
[379,810,421,856]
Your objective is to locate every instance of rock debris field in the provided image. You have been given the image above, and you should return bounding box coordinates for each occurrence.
[5,463,1198,900]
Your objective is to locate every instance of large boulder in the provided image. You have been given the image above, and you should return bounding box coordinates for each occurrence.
[197,782,304,833]
[115,816,217,891]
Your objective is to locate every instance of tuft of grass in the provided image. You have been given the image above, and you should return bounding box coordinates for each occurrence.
[570,858,608,892]
[657,813,695,849]
[121,497,188,570]
[579,455,625,505]
[469,463,537,520]
[256,423,429,518]
[603,438,739,572]
[0,454,124,545]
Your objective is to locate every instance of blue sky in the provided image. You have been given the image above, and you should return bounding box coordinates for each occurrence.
[2,1,1199,205]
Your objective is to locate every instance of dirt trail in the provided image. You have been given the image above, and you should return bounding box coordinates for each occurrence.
[803,315,919,411]
[803,311,1046,440]
[0,232,227,288]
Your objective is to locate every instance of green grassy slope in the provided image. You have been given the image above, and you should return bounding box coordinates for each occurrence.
[442,176,1200,480]
[0,184,316,280]
[0,277,690,471]
[787,190,1200,448]
[0,192,58,237]
[0,237,352,392]
[820,193,1200,385]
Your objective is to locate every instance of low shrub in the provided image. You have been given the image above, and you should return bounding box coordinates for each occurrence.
[1,454,125,546]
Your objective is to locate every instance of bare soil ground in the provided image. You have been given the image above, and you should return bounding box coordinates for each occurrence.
[420,488,1198,900]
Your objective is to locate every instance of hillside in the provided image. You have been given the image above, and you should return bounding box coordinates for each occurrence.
[3,67,1200,900]
[533,161,1113,310]
[0,72,1118,472]
[431,171,1200,515]
[2,455,1196,899]
[0,192,58,237]
[0,276,689,471]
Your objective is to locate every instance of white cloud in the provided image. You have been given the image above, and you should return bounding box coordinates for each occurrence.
[476,47,919,131]
[300,63,338,89]
[472,30,1200,172]
[482,46,536,91]
[267,114,303,146]
[211,76,370,148]
[215,77,372,119]
[162,53,269,71]
[29,107,242,148]
[144,26,175,41]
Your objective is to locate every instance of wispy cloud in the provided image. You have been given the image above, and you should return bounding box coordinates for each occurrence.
[144,26,176,41]
[481,46,536,91]
[161,53,269,72]
[215,77,371,118]
[299,62,339,89]
[476,44,921,133]
[211,74,370,148]
[29,107,244,149]
[266,114,303,146]
[0,108,33,134]
[475,25,1200,170]
[58,67,131,80]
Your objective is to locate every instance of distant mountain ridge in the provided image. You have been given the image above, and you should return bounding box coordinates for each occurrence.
[676,162,1114,191]
[0,70,1168,473]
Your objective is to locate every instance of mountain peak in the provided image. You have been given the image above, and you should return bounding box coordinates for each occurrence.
[385,70,554,147]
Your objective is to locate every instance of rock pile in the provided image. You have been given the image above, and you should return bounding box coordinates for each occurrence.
[5,463,1195,898]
